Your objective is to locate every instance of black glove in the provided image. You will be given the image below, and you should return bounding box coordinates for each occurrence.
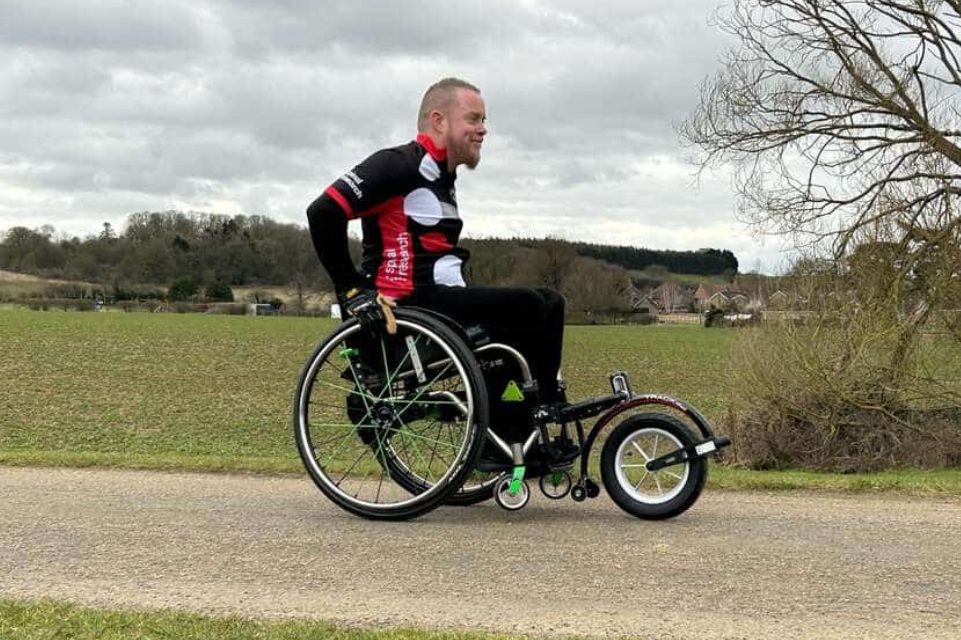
[340,287,397,335]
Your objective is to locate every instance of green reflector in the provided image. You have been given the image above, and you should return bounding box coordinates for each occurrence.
[501,380,525,402]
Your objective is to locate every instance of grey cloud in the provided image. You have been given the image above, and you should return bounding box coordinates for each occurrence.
[0,1,209,52]
[0,1,779,270]
[209,0,545,59]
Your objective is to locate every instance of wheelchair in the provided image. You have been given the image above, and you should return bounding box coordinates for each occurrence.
[293,307,730,521]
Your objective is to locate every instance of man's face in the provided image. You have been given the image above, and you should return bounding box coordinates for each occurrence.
[442,89,487,170]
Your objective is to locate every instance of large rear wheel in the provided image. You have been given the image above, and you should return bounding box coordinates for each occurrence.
[293,309,489,520]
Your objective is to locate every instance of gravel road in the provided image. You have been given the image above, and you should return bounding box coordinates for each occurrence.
[2,466,960,639]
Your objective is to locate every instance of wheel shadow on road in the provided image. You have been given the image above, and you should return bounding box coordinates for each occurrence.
[410,497,712,530]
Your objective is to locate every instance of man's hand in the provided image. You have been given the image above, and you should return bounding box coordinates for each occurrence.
[341,287,397,335]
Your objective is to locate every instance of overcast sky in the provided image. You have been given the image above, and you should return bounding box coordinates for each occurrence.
[0,0,792,273]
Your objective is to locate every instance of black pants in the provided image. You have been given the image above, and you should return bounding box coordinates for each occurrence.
[401,285,566,411]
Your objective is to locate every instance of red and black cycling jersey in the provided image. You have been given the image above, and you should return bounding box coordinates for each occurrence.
[307,134,470,299]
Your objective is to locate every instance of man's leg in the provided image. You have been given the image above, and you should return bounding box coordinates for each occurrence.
[533,288,565,402]
[402,285,565,403]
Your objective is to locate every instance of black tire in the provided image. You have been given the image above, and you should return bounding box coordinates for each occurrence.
[600,413,707,520]
[445,469,499,505]
[293,308,489,521]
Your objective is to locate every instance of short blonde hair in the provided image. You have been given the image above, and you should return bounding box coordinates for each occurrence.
[417,77,481,132]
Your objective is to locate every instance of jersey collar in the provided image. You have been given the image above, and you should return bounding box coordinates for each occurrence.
[415,133,448,162]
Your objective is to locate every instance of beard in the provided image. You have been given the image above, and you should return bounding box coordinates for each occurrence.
[448,137,482,169]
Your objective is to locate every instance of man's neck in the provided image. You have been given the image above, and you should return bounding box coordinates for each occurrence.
[415,132,448,164]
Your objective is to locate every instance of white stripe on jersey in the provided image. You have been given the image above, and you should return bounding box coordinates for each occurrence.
[433,255,466,287]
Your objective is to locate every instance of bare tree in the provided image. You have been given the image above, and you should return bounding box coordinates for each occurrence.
[681,0,961,367]
[682,1,961,469]
[658,281,685,313]
[680,0,961,258]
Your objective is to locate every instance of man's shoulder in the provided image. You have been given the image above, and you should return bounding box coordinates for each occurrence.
[357,140,422,174]
[370,140,423,161]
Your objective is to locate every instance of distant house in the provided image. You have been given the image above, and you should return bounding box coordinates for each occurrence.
[650,282,695,313]
[630,291,660,314]
[766,289,807,311]
[630,282,697,313]
[767,290,790,311]
[694,283,746,311]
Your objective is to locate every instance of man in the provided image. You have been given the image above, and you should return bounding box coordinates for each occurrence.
[306,78,566,413]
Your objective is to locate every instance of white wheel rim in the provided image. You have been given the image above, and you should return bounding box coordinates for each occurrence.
[496,478,529,510]
[614,427,689,505]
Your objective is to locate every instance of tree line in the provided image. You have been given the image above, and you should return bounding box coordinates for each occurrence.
[571,243,738,276]
[0,213,329,293]
[0,211,738,317]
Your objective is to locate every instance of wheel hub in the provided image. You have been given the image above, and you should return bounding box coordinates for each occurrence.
[373,403,398,429]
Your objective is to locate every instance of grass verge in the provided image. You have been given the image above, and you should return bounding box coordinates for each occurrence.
[0,599,535,640]
[708,465,961,495]
[4,448,961,496]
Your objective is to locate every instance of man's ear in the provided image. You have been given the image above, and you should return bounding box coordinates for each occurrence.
[429,109,446,134]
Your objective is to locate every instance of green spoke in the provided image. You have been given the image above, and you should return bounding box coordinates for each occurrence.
[311,421,375,430]
[378,333,421,399]
[390,425,463,450]
[315,377,370,398]
[319,428,365,471]
[392,361,457,423]
[392,408,444,481]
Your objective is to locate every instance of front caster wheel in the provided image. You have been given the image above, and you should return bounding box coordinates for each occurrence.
[584,477,600,498]
[539,470,572,499]
[570,485,587,502]
[600,413,707,520]
[494,476,530,511]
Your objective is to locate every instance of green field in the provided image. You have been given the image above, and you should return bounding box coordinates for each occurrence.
[3,308,961,494]
[0,308,732,471]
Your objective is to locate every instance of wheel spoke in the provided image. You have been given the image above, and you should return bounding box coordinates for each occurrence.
[613,425,695,506]
[631,440,651,462]
[632,471,650,491]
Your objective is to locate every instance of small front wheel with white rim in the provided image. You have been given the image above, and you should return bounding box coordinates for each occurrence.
[600,413,707,520]
[494,475,530,511]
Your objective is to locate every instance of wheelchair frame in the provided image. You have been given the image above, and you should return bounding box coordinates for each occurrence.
[293,306,730,520]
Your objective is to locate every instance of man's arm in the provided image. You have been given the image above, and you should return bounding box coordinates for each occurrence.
[306,148,409,293]
[306,194,367,293]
